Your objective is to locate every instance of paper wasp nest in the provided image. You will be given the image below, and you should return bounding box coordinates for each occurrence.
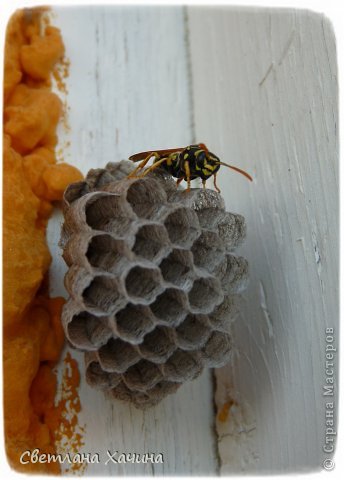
[60,161,248,408]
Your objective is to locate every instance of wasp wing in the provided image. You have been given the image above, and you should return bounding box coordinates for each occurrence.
[129,147,184,162]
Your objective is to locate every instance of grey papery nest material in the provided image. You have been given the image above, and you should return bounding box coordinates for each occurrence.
[60,160,248,409]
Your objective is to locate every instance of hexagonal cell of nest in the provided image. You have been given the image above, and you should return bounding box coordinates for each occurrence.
[115,304,155,344]
[104,160,136,180]
[163,207,200,248]
[150,288,188,327]
[82,275,126,315]
[188,276,223,314]
[202,331,232,367]
[97,338,140,374]
[85,193,134,237]
[195,207,224,230]
[163,349,203,382]
[124,265,163,303]
[159,248,194,290]
[219,255,249,294]
[85,360,121,390]
[138,327,176,363]
[170,187,224,214]
[208,295,239,332]
[86,234,132,272]
[146,380,181,404]
[125,177,167,219]
[123,360,163,392]
[216,212,246,250]
[86,169,116,189]
[108,381,134,403]
[191,230,225,272]
[126,391,153,409]
[132,223,170,262]
[175,314,211,350]
[63,180,90,206]
[66,310,113,351]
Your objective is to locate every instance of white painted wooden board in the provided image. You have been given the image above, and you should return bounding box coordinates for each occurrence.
[48,6,217,476]
[47,5,338,476]
[187,6,338,474]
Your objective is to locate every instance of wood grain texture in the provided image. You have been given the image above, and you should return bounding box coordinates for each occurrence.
[187,6,338,474]
[48,6,217,475]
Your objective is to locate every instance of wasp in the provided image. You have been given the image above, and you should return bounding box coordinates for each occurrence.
[128,143,252,192]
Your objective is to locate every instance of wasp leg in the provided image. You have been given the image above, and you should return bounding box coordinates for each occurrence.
[202,179,206,190]
[176,177,184,187]
[213,173,221,193]
[139,157,169,177]
[128,152,160,178]
[184,160,191,192]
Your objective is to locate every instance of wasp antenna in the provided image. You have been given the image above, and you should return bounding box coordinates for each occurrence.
[218,162,253,182]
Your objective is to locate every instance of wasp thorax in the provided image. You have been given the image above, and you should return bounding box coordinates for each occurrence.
[60,160,248,409]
